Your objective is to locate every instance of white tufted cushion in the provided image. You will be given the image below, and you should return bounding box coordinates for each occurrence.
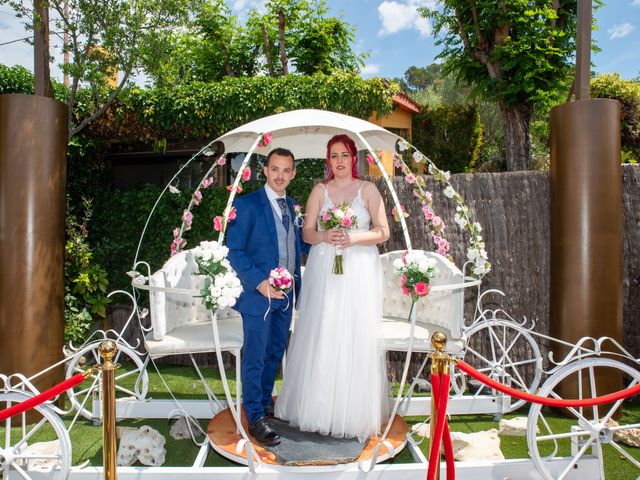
[380,251,465,348]
[145,317,243,358]
[146,249,244,356]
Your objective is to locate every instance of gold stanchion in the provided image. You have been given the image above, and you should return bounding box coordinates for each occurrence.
[98,340,119,480]
[429,332,449,480]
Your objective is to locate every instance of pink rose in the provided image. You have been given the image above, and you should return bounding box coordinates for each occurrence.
[193,190,202,206]
[366,154,374,165]
[213,216,223,232]
[321,211,331,223]
[405,173,416,184]
[259,132,272,147]
[433,234,441,244]
[242,167,251,182]
[217,156,226,166]
[414,282,430,297]
[227,185,243,193]
[172,228,180,238]
[425,211,434,220]
[341,217,353,228]
[293,204,301,214]
[425,191,433,202]
[438,239,448,248]
[437,248,447,255]
[228,207,237,221]
[433,216,442,227]
[202,177,213,189]
[401,285,410,296]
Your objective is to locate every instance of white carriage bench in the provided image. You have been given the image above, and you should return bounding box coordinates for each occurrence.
[133,248,476,414]
[379,250,474,356]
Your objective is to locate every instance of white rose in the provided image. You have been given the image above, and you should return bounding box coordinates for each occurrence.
[392,258,404,270]
[454,215,468,229]
[413,151,424,163]
[444,186,456,199]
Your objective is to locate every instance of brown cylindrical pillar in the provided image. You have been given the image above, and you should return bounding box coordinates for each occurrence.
[550,98,622,400]
[0,94,68,393]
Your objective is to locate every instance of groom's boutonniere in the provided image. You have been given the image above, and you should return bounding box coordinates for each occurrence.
[293,204,304,227]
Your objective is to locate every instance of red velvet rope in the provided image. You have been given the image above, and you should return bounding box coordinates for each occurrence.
[0,373,87,422]
[456,360,640,408]
[427,373,455,480]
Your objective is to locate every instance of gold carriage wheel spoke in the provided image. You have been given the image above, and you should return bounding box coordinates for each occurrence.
[12,417,47,452]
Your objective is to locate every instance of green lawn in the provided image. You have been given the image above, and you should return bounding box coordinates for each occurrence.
[2,362,639,478]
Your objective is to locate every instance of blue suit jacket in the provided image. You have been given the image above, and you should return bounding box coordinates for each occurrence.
[226,187,306,316]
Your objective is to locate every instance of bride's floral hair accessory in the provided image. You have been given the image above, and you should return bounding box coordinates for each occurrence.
[324,134,360,181]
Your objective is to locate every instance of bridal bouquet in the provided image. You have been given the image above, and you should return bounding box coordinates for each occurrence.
[318,202,358,275]
[393,251,438,302]
[192,241,243,311]
[268,267,293,291]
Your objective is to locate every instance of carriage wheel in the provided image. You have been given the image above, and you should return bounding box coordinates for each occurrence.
[0,393,72,479]
[464,319,542,411]
[65,341,149,420]
[527,358,640,480]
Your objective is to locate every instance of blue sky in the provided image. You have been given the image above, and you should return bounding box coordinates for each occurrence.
[1,1,639,83]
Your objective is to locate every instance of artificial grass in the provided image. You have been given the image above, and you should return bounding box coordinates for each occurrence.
[2,362,639,479]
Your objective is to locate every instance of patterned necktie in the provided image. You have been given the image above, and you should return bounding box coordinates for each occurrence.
[276,198,290,231]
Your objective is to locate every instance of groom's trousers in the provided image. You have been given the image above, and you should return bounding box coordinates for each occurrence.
[241,305,292,425]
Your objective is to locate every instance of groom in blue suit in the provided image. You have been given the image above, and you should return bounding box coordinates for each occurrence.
[226,148,305,446]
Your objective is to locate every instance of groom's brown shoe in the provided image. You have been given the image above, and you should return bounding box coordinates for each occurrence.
[249,417,280,446]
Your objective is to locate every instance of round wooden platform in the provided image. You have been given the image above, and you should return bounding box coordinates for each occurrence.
[207,407,409,466]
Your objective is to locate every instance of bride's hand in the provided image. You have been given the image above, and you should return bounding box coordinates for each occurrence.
[326,229,352,248]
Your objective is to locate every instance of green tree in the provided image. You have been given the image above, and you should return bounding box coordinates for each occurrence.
[591,73,640,162]
[1,0,201,139]
[420,1,577,170]
[140,0,365,84]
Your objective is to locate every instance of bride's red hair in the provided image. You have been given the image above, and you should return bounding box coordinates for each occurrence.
[324,134,360,182]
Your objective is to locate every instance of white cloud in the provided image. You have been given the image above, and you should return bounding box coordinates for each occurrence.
[361,63,381,75]
[608,22,634,40]
[632,0,640,6]
[377,0,435,38]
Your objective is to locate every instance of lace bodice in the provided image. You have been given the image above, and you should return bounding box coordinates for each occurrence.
[318,181,371,232]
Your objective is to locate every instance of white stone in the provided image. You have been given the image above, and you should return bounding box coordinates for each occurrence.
[170,416,203,440]
[19,440,61,472]
[414,378,432,393]
[449,429,504,461]
[499,417,538,436]
[411,422,430,438]
[117,425,166,466]
[608,420,640,448]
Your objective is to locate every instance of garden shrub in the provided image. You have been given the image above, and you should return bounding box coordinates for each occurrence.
[65,198,110,344]
[412,104,482,173]
[591,74,640,162]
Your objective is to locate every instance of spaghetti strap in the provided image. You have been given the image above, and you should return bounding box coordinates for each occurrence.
[355,180,365,199]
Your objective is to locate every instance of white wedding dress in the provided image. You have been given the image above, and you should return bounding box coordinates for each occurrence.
[275,181,390,442]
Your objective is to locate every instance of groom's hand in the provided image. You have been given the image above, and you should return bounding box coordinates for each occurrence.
[257,280,285,299]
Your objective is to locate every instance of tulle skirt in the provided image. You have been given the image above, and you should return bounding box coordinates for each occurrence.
[275,242,390,442]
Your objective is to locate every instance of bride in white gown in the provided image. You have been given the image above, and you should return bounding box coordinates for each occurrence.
[275,134,391,442]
